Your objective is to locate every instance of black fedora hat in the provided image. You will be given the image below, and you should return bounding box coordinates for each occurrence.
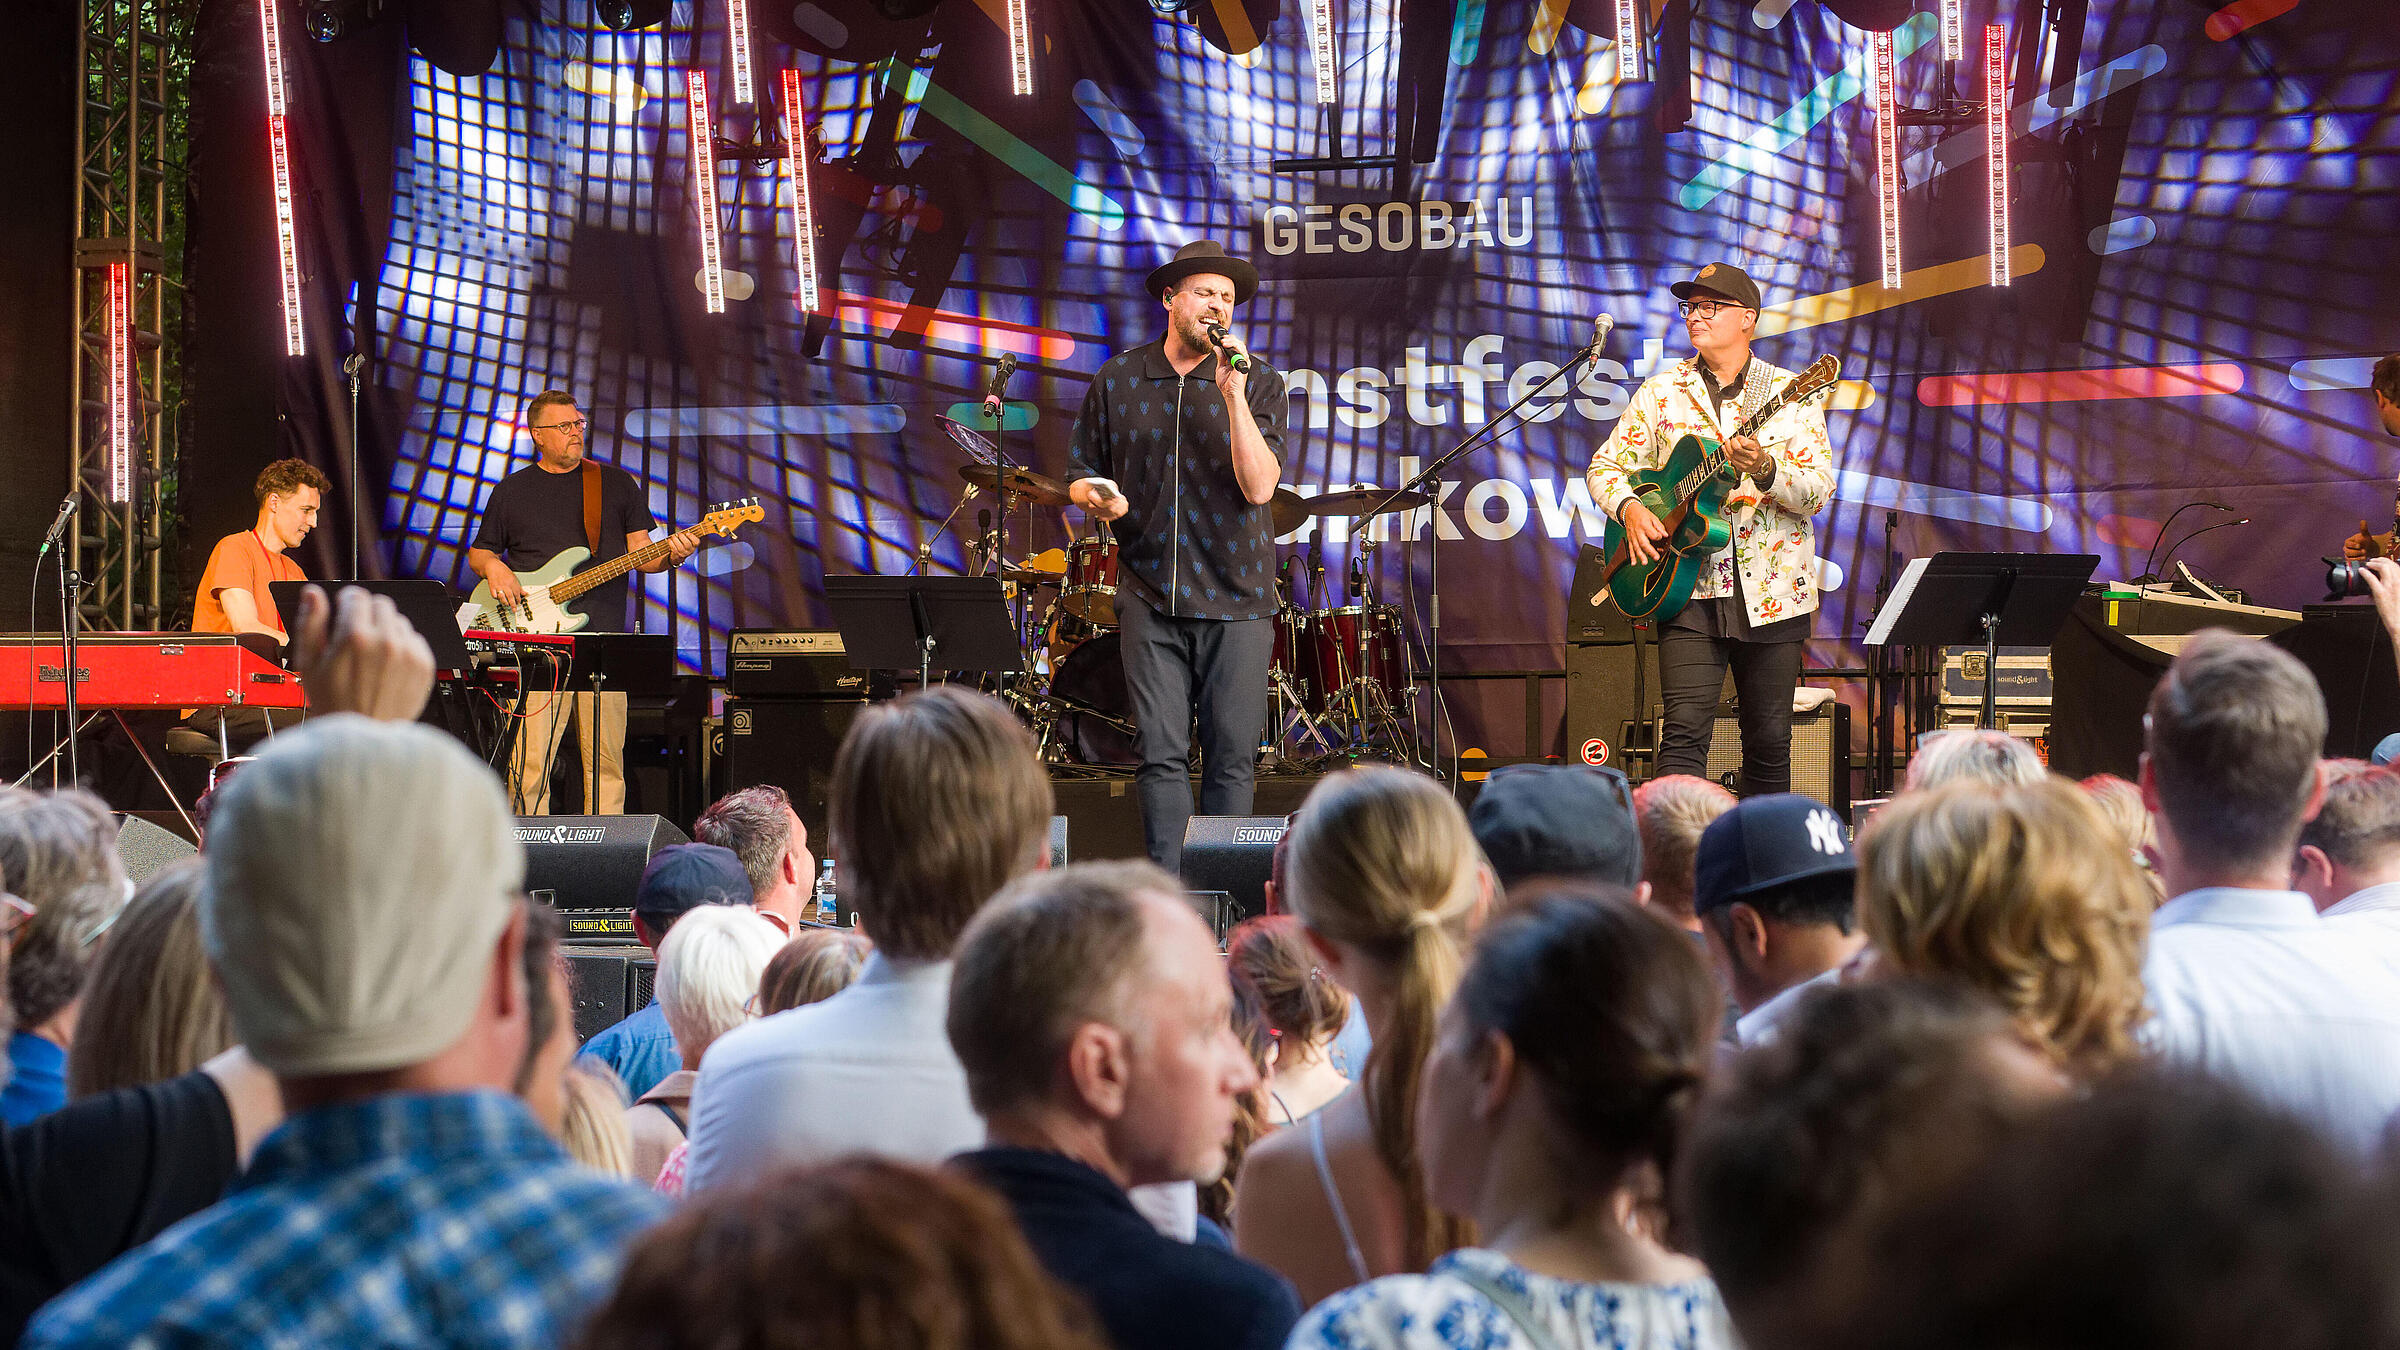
[1145,240,1259,306]
[1669,261,1763,311]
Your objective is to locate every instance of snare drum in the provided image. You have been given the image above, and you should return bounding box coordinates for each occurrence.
[1059,536,1120,625]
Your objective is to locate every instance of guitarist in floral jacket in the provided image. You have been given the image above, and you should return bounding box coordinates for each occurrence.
[1585,262,1837,795]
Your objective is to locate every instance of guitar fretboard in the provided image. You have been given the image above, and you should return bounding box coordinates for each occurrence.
[547,537,680,603]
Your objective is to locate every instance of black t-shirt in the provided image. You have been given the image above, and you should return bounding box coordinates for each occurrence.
[469,461,657,632]
[0,1069,237,1343]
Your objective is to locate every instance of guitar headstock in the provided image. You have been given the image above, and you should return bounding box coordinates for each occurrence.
[698,498,766,538]
[1784,354,1841,406]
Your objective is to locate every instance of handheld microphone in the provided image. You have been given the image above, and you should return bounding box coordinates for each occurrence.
[982,352,1019,416]
[1583,313,1614,379]
[1203,320,1251,373]
[2135,499,2231,585]
[37,494,77,558]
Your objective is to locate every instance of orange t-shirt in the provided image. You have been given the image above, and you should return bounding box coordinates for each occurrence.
[192,530,307,636]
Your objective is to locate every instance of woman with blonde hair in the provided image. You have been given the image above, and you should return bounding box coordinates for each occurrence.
[1233,765,1491,1304]
[1856,777,2151,1076]
[68,858,234,1098]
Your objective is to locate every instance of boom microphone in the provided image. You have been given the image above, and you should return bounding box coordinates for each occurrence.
[1583,313,1615,379]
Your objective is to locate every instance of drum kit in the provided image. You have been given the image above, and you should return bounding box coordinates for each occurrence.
[932,416,1432,772]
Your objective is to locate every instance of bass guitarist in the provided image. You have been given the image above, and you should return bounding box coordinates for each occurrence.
[466,389,700,814]
[1587,263,1837,796]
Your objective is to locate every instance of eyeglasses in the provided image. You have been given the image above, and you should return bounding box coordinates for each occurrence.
[0,894,32,943]
[532,418,587,434]
[1677,299,1746,320]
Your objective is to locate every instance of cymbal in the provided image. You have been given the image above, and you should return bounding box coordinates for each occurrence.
[956,462,1068,506]
[1273,486,1433,533]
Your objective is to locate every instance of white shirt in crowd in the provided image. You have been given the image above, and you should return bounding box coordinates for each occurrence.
[683,951,1196,1236]
[2325,879,2400,927]
[1733,966,1840,1048]
[2142,887,2400,1157]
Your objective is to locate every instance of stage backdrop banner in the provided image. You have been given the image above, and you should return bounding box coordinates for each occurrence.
[217,0,2400,757]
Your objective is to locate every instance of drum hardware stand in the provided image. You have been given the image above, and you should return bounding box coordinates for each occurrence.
[1347,324,1616,786]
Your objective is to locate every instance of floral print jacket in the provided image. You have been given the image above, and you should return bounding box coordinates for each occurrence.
[1584,355,1838,627]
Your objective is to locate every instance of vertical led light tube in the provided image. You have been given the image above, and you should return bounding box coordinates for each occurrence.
[1985,23,2011,286]
[1941,0,1963,62]
[726,0,756,104]
[1874,30,1901,290]
[1309,0,1337,105]
[107,263,133,504]
[687,71,725,314]
[780,68,822,313]
[1007,0,1032,96]
[1614,0,1643,81]
[260,0,304,355]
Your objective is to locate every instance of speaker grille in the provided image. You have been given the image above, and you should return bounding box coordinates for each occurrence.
[1703,703,1850,809]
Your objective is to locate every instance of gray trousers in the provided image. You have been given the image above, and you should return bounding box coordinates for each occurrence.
[1118,591,1273,873]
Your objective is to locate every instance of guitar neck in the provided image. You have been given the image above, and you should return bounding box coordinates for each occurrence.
[548,536,676,602]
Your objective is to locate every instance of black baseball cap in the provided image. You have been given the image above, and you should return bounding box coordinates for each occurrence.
[633,842,755,930]
[1468,764,1641,889]
[1670,261,1763,312]
[1693,794,1854,914]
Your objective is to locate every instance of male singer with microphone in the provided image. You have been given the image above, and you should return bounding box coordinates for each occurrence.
[1588,262,1836,795]
[1067,240,1288,871]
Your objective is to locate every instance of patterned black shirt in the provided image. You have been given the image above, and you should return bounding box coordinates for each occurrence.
[1067,339,1288,622]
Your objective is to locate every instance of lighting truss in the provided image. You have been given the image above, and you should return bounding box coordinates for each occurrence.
[780,68,822,313]
[687,70,725,314]
[1308,0,1336,105]
[261,0,304,354]
[1940,0,1962,63]
[1007,0,1032,95]
[1985,23,2010,286]
[107,263,133,504]
[726,0,756,103]
[1873,30,1900,289]
[1614,0,1643,82]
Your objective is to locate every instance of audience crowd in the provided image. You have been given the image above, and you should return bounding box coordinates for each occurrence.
[6,585,2400,1349]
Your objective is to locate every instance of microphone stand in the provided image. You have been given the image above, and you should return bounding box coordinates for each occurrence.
[58,558,81,788]
[1342,330,1612,786]
[983,360,1018,631]
[344,353,365,578]
[2154,518,2249,592]
[2134,500,2226,586]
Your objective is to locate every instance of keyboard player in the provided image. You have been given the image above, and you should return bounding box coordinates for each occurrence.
[187,458,330,748]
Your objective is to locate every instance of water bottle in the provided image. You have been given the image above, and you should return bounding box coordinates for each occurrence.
[814,859,838,925]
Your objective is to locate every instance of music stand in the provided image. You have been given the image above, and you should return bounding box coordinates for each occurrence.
[269,579,473,671]
[823,575,1020,689]
[1864,552,2096,730]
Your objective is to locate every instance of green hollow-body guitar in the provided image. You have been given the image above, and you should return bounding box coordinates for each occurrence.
[1595,355,1840,622]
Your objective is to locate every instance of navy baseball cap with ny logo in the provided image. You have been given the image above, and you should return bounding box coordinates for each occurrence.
[1693,793,1855,915]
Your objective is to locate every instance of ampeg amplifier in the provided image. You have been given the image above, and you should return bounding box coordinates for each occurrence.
[726,629,871,699]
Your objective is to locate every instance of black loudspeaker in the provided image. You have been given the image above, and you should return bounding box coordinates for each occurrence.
[1702,701,1851,811]
[724,697,870,862]
[115,814,199,885]
[1565,637,1660,770]
[519,815,691,944]
[1179,816,1289,926]
[562,945,657,1043]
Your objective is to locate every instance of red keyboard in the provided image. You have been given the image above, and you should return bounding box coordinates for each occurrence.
[0,633,306,710]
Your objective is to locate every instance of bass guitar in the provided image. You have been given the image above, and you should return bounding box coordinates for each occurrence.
[456,497,765,634]
[1594,355,1840,622]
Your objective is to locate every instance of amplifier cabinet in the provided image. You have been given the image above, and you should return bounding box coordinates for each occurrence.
[1703,701,1850,812]
[562,945,657,1043]
[724,697,872,869]
[521,815,691,941]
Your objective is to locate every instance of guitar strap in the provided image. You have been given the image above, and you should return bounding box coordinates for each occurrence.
[580,460,603,556]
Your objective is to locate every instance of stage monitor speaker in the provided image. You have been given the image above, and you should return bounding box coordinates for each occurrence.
[1702,701,1851,811]
[562,945,657,1043]
[520,815,690,944]
[1564,638,1660,770]
[115,814,198,885]
[724,697,871,862]
[1179,815,1289,926]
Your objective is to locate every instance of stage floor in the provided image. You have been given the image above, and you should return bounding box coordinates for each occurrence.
[1050,765,1484,862]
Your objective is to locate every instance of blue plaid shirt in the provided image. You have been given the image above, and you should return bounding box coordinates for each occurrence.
[24,1089,669,1349]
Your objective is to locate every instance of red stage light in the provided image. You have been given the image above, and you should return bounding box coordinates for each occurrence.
[261,0,305,354]
[781,68,822,313]
[1986,23,2012,287]
[1874,30,1900,289]
[107,263,134,504]
[726,0,756,104]
[1007,0,1033,95]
